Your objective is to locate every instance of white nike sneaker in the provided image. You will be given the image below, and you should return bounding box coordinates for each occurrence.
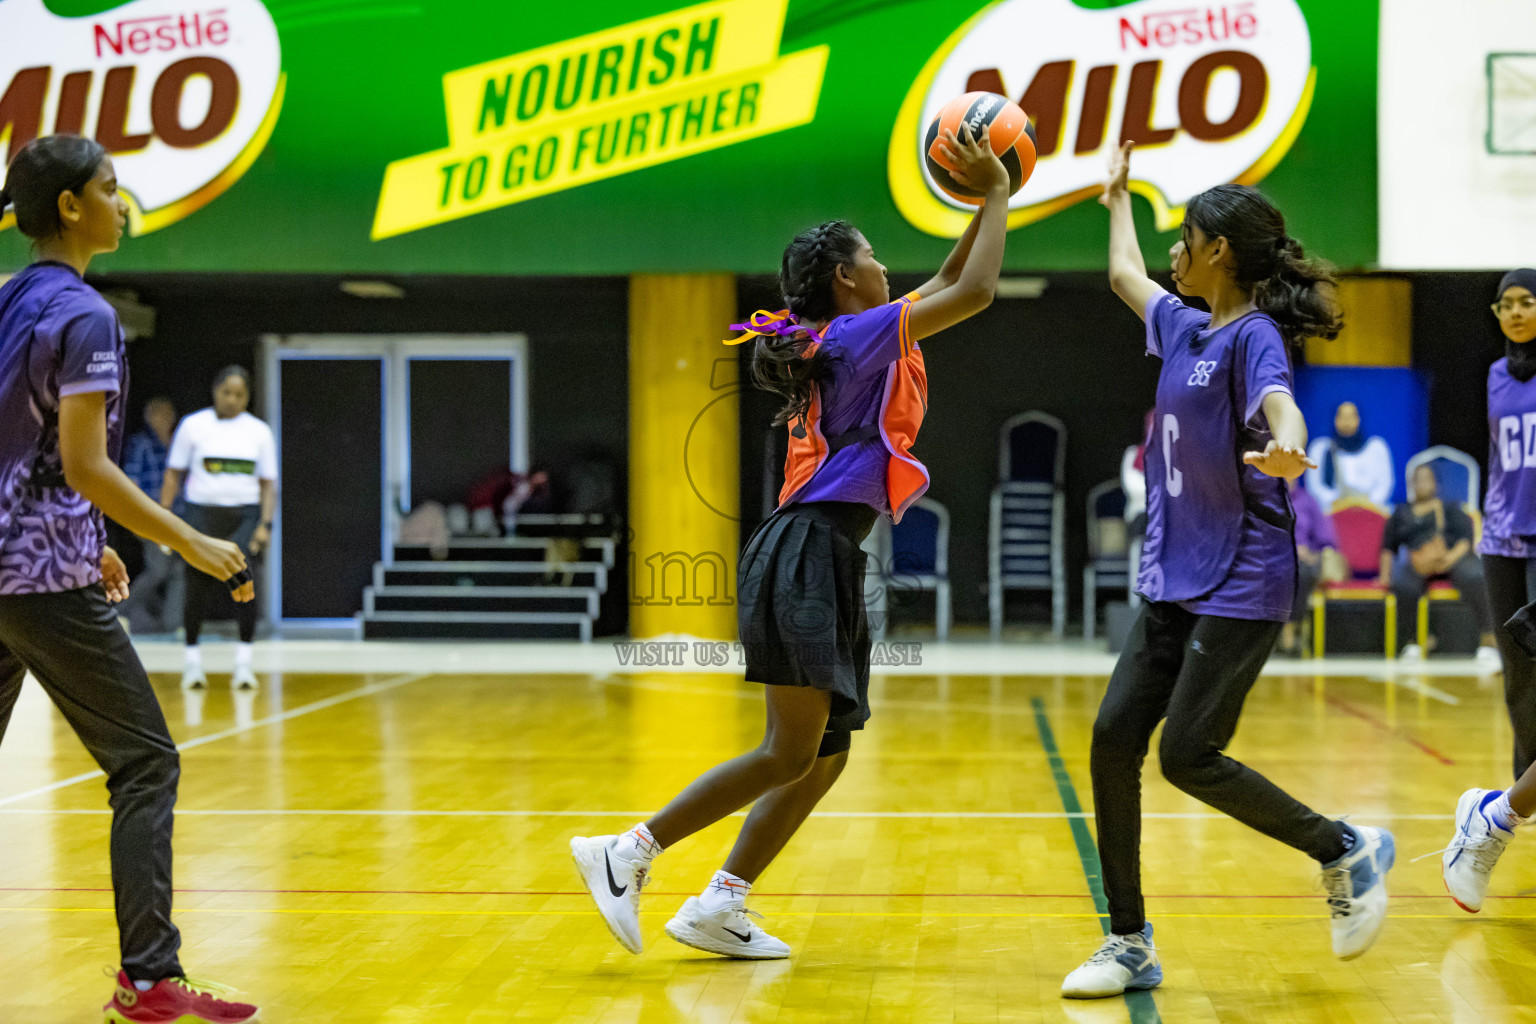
[1399,644,1424,661]
[231,666,259,690]
[1320,823,1395,959]
[1476,646,1503,673]
[1061,924,1161,998]
[664,895,790,959]
[1443,788,1514,913]
[180,665,207,691]
[571,834,649,953]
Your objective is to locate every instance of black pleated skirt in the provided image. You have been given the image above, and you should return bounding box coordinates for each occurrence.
[738,500,878,732]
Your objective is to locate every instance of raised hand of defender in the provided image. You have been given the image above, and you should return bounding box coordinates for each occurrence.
[1243,440,1316,480]
[1101,141,1134,206]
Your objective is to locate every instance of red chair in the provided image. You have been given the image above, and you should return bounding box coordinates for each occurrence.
[1312,497,1397,658]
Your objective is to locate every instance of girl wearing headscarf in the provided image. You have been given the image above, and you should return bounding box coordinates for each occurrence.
[1434,269,1536,916]
[1304,400,1395,508]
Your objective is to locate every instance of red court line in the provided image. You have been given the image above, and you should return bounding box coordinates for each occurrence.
[0,886,1502,899]
[1324,694,1457,765]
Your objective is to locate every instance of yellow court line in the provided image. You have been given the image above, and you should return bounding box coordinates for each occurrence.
[0,906,1509,921]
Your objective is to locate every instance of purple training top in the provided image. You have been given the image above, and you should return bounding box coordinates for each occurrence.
[1481,357,1536,558]
[0,262,126,595]
[793,295,924,517]
[1289,478,1338,553]
[1138,290,1296,622]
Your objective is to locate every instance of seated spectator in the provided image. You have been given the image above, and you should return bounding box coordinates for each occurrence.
[1380,464,1499,663]
[1282,477,1346,654]
[1305,401,1395,508]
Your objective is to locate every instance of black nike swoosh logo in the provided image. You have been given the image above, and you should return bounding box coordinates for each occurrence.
[723,925,751,942]
[603,850,627,898]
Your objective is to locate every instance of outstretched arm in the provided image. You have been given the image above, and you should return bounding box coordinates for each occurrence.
[905,125,1012,342]
[1102,142,1162,319]
[1243,392,1316,480]
[913,206,986,299]
[60,392,254,600]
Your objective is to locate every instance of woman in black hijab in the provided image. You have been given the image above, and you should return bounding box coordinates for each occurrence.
[1477,269,1536,778]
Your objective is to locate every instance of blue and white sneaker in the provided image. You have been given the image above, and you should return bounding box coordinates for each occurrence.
[1061,923,1162,999]
[1320,823,1395,959]
[1443,788,1514,913]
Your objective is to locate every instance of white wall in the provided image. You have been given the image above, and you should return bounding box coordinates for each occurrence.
[1380,0,1536,269]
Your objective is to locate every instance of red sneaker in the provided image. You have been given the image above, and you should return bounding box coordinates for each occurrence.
[103,970,258,1023]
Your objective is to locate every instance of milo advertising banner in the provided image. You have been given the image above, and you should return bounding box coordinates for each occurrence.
[0,0,1376,272]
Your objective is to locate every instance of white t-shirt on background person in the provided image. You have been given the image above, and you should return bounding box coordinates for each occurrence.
[1303,434,1395,509]
[167,409,277,507]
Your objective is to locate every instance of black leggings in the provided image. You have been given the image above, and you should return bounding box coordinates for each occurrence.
[182,503,260,645]
[1092,602,1348,935]
[1484,554,1536,779]
[1390,554,1494,649]
[0,586,182,981]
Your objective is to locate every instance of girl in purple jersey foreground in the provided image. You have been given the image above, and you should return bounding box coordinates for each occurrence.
[0,136,256,1024]
[572,124,1012,961]
[1432,269,1536,916]
[1061,143,1395,1000]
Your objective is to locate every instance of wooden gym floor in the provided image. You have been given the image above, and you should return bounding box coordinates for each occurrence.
[1,653,1533,1022]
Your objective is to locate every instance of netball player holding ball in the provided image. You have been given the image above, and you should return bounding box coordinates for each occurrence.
[573,106,1027,960]
[1061,142,1394,999]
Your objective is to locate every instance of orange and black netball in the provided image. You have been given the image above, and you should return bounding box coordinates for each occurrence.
[924,92,1037,205]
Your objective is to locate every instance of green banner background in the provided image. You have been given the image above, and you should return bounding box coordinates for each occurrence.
[2,0,1378,274]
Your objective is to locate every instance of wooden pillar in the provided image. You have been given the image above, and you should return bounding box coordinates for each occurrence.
[1304,276,1412,367]
[628,274,740,640]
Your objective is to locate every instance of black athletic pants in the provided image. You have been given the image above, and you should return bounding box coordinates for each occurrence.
[0,586,182,981]
[1484,554,1536,779]
[1092,602,1348,935]
[182,503,260,645]
[1390,555,1493,652]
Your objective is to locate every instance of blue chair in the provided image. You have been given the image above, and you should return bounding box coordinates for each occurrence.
[990,412,1067,639]
[1083,480,1132,641]
[863,498,951,641]
[1405,445,1480,510]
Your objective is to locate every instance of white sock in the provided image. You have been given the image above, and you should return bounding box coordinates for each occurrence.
[698,869,751,913]
[612,822,662,863]
[235,642,254,670]
[1487,790,1528,832]
[183,646,202,669]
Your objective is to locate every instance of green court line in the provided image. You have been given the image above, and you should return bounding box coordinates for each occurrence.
[1031,696,1162,1024]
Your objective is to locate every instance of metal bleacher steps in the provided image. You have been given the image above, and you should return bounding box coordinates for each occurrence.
[358,514,618,641]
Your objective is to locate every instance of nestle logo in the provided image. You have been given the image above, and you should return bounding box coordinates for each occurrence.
[93,9,231,58]
[1119,4,1258,50]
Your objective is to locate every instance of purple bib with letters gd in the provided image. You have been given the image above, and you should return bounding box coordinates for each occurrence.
[1482,357,1536,557]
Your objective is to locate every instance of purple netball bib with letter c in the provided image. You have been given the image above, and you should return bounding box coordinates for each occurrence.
[1138,292,1294,606]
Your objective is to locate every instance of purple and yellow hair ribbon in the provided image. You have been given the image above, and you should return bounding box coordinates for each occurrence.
[723,309,805,345]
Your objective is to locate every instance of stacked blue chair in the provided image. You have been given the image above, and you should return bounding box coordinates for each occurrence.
[890,498,951,640]
[1082,479,1132,641]
[990,412,1067,639]
[1405,445,1480,511]
[862,497,951,641]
